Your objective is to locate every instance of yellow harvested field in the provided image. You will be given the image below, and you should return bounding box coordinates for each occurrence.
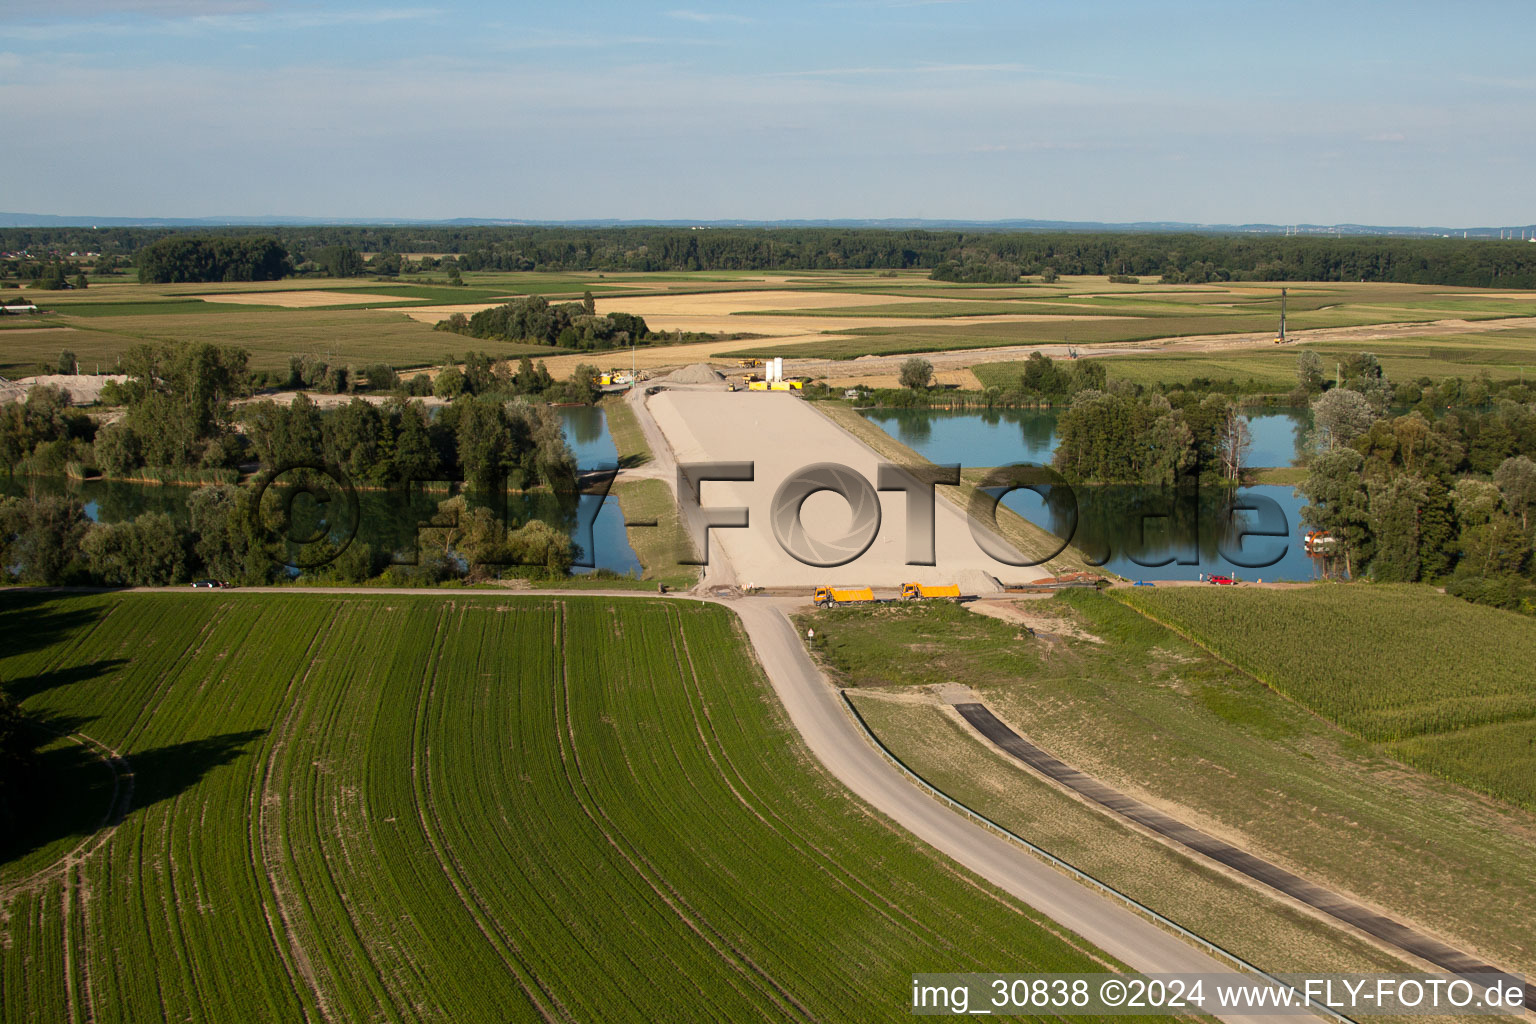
[597,289,919,315]
[402,303,507,322]
[402,290,1119,340]
[199,289,411,308]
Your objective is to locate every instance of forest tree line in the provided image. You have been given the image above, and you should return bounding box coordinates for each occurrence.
[5,226,1536,288]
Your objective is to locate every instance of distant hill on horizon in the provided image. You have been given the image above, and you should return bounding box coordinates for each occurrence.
[2,211,1534,239]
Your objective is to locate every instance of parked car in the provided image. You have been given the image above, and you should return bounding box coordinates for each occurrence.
[191,579,225,589]
[1206,574,1237,586]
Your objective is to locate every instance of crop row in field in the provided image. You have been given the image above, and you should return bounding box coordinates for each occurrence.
[719,309,1427,360]
[0,592,1119,1022]
[1114,584,1536,807]
[970,330,1536,394]
[799,593,1536,975]
[8,310,559,374]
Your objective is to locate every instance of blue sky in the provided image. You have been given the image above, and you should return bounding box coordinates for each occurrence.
[5,1,1533,223]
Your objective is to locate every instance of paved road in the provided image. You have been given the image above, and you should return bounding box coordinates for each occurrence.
[728,597,1294,1024]
[955,702,1534,1007]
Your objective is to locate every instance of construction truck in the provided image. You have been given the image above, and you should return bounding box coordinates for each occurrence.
[900,582,961,600]
[737,358,764,368]
[813,586,875,607]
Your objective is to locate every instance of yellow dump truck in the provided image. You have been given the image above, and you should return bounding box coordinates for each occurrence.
[813,586,875,606]
[900,582,961,600]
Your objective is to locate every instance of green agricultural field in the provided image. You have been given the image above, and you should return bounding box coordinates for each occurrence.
[0,592,1123,1023]
[1115,584,1536,807]
[11,311,560,374]
[797,594,1536,979]
[970,329,1536,395]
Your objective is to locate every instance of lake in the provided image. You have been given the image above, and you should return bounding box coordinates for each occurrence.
[3,408,642,577]
[862,406,1319,581]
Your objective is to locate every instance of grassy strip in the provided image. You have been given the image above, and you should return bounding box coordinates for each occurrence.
[796,595,1536,981]
[1249,467,1307,485]
[600,397,651,467]
[847,693,1415,976]
[611,478,699,588]
[813,402,1091,575]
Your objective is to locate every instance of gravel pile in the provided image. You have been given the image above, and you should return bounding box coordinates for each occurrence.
[659,363,725,384]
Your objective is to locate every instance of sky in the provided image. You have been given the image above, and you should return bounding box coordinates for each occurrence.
[4,1,1534,224]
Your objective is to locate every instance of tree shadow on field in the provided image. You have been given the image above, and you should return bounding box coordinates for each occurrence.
[0,593,109,664]
[1,728,267,869]
[4,659,128,704]
[127,730,268,809]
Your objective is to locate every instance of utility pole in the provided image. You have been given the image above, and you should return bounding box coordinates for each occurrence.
[1279,287,1287,343]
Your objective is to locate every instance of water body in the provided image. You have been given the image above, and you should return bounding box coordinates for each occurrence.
[3,410,642,577]
[862,406,1319,581]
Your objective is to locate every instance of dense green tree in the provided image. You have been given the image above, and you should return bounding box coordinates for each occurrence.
[434,366,466,400]
[116,342,251,468]
[1054,391,1196,484]
[1367,475,1429,581]
[899,357,933,391]
[1296,351,1325,393]
[186,483,271,583]
[91,423,142,476]
[136,235,289,283]
[82,512,188,586]
[313,245,365,278]
[364,363,399,392]
[0,385,92,469]
[1310,389,1375,452]
[0,495,90,584]
[1298,447,1372,577]
[1494,455,1536,530]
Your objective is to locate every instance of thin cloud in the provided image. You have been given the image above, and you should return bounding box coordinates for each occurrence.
[8,6,438,40]
[494,31,715,51]
[30,1,268,15]
[665,9,754,24]
[764,62,1109,80]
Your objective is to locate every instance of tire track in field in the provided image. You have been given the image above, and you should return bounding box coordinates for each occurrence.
[666,608,958,962]
[61,865,79,1024]
[553,604,816,1024]
[551,607,776,1023]
[583,605,775,1020]
[120,603,230,753]
[251,603,343,1024]
[408,602,566,1024]
[288,605,410,1024]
